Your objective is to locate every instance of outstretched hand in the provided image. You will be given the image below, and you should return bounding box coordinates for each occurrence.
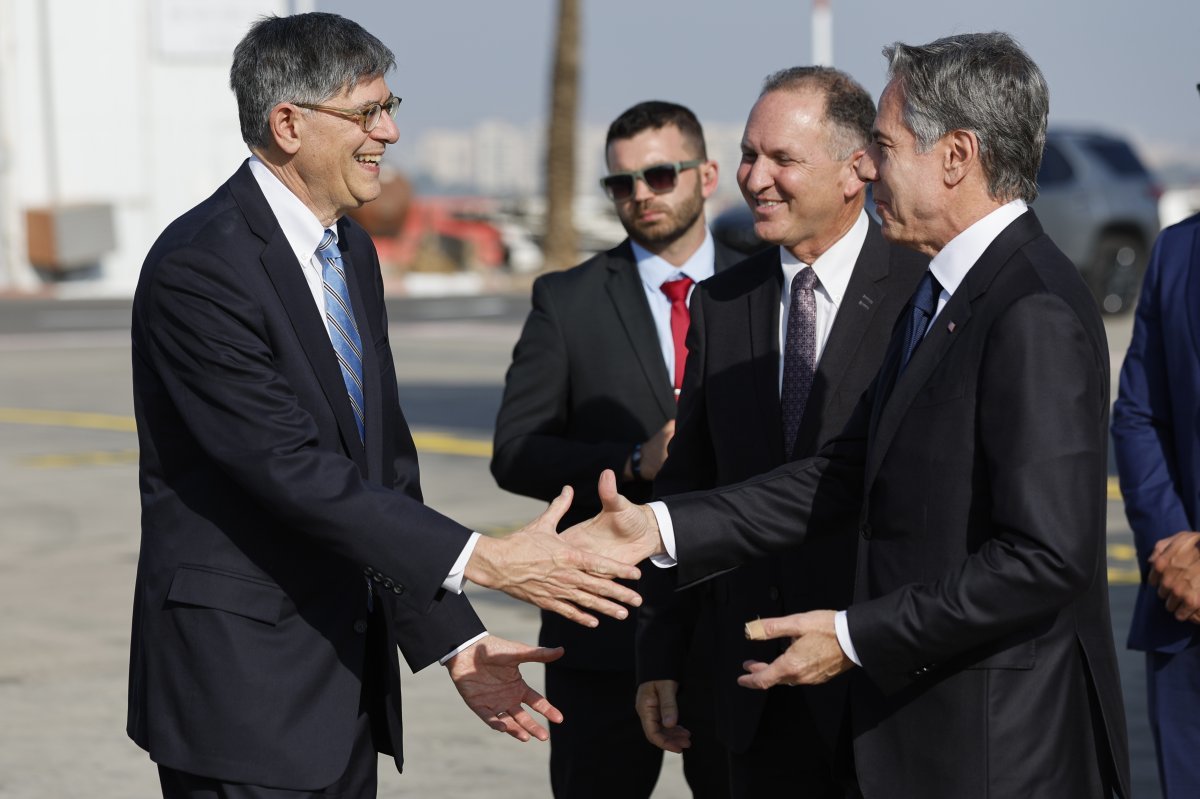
[465,486,643,628]
[561,470,666,566]
[737,610,854,690]
[446,635,565,742]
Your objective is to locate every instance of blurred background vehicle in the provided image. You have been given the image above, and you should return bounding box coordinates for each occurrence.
[711,129,1162,314]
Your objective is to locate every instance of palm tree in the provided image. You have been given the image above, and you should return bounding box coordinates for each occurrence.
[541,0,579,271]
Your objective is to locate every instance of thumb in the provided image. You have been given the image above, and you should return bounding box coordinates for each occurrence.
[745,613,812,641]
[598,469,627,512]
[538,486,574,529]
[507,644,565,665]
[658,682,680,727]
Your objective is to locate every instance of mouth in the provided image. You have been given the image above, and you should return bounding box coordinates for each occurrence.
[751,198,785,216]
[354,153,383,169]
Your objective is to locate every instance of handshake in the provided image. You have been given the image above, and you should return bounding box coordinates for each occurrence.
[465,470,666,628]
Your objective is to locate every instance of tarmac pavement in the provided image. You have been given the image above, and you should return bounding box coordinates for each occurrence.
[0,296,1161,797]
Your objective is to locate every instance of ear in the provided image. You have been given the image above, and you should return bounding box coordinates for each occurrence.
[943,129,979,188]
[841,149,868,201]
[699,159,720,200]
[268,103,304,156]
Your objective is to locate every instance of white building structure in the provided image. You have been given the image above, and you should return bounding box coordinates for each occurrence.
[0,0,304,294]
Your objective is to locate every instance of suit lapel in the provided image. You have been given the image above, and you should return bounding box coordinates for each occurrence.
[605,244,675,418]
[864,212,1043,489]
[229,164,368,468]
[745,252,786,462]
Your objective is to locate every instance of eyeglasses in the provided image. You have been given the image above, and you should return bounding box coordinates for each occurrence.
[599,159,703,201]
[294,95,402,133]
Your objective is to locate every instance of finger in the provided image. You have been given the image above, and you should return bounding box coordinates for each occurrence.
[508,707,551,742]
[524,690,564,725]
[574,551,642,583]
[569,569,642,604]
[541,598,600,628]
[737,660,783,690]
[492,710,532,742]
[564,591,631,622]
[536,486,575,530]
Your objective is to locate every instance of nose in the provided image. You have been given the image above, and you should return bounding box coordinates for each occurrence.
[631,173,656,202]
[738,156,771,195]
[372,110,400,145]
[857,145,879,182]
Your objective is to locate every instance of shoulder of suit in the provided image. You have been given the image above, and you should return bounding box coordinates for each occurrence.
[698,246,777,294]
[1159,211,1200,244]
[532,240,634,292]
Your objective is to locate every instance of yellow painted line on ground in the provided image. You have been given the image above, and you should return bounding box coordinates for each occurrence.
[1107,476,1122,502]
[3,406,491,461]
[1108,567,1142,586]
[1108,543,1137,562]
[0,407,137,432]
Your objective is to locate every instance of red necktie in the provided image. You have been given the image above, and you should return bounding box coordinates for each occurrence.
[660,276,694,399]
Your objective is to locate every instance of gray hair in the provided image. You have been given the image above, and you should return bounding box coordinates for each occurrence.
[883,32,1048,202]
[231,12,395,150]
[760,66,875,160]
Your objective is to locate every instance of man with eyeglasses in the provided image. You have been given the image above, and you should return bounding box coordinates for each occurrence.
[492,100,742,798]
[127,13,643,799]
[635,67,925,798]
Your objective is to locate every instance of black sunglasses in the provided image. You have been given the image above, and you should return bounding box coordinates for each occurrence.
[600,159,703,201]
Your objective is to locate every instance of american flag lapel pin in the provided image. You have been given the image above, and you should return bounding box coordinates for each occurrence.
[947,321,957,333]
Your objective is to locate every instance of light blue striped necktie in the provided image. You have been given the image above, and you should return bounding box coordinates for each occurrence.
[317,229,365,442]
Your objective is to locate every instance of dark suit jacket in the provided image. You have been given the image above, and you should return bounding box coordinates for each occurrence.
[1113,212,1200,655]
[491,237,744,670]
[662,212,1131,798]
[637,219,925,753]
[127,162,485,789]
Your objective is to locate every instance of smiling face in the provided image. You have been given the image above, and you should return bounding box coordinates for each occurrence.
[605,124,716,256]
[857,81,949,256]
[291,74,399,225]
[736,88,865,263]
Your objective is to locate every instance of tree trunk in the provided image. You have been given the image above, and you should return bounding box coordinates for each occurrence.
[542,0,579,271]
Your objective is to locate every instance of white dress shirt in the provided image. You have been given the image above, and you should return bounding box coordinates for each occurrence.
[247,157,484,661]
[630,229,718,384]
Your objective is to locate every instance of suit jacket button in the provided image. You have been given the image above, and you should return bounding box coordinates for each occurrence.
[372,573,382,583]
[768,586,780,602]
[392,584,404,595]
[363,566,374,576]
[383,579,394,590]
[860,523,872,540]
[353,619,368,634]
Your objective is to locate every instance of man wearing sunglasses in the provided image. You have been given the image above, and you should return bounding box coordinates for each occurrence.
[635,67,926,798]
[493,101,742,798]
[128,13,644,799]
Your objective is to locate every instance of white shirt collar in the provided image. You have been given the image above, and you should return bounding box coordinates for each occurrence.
[631,228,717,288]
[247,155,335,261]
[928,199,1028,297]
[779,209,869,305]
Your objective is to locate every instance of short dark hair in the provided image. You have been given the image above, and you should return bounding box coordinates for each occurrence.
[760,66,875,159]
[231,12,395,149]
[605,101,707,160]
[884,32,1048,202]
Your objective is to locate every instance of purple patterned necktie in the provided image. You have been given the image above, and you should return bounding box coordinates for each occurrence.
[781,267,819,457]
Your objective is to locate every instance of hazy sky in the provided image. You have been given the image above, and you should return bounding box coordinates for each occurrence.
[323,0,1200,173]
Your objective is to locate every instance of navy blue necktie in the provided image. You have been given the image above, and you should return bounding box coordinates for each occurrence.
[781,267,819,457]
[900,270,941,373]
[317,230,365,442]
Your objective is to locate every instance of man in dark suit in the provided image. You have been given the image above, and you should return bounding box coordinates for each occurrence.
[492,101,740,798]
[568,33,1131,798]
[1113,210,1200,797]
[128,13,640,798]
[634,67,924,798]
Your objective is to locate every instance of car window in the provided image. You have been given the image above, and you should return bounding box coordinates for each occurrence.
[1080,138,1150,177]
[1038,141,1074,186]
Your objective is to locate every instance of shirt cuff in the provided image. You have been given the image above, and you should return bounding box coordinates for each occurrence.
[443,532,482,594]
[834,609,862,667]
[439,631,490,665]
[648,501,678,568]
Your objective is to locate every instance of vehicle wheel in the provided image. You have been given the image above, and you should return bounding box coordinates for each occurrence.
[1085,233,1147,314]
